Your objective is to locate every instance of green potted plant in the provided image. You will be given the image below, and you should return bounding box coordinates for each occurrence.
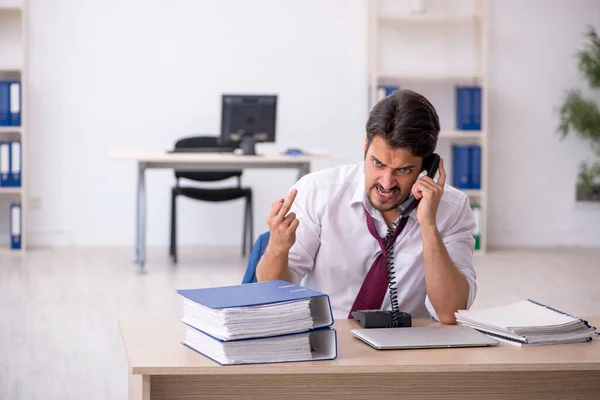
[557,26,600,202]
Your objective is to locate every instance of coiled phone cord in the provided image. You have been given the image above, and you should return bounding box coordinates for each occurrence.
[384,222,405,328]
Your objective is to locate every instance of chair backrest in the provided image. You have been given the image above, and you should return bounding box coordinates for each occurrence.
[174,136,242,182]
[242,231,270,284]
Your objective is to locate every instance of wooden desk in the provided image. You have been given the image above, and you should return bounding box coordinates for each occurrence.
[110,151,338,270]
[119,317,600,400]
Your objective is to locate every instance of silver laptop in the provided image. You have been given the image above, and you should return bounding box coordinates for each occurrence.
[351,325,499,350]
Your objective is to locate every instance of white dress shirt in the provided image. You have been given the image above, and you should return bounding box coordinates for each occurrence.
[287,161,477,321]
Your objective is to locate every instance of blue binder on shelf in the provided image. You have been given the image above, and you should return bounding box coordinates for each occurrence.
[469,145,481,189]
[377,85,398,102]
[177,280,337,365]
[10,203,21,250]
[472,86,481,130]
[9,81,21,127]
[0,141,10,186]
[0,81,9,126]
[10,140,21,187]
[452,145,470,189]
[456,86,482,130]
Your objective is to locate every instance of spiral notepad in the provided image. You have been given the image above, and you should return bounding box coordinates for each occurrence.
[455,299,598,346]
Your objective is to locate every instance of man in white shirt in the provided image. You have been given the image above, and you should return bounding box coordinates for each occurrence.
[256,89,477,324]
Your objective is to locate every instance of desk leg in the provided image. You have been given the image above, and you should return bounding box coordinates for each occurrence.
[297,163,310,181]
[135,163,147,272]
[129,373,150,400]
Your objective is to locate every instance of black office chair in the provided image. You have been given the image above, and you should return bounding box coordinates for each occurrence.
[169,136,253,263]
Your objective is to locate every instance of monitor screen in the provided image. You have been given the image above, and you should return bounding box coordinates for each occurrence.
[220,94,277,145]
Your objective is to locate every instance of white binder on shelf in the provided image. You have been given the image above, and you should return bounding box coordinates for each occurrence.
[0,142,10,186]
[10,203,21,250]
[10,140,21,187]
[9,81,21,127]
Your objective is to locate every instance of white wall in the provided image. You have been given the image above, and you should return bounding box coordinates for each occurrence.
[25,0,368,247]
[23,0,600,248]
[487,0,600,247]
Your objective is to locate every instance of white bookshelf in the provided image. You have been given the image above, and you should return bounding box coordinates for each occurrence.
[368,0,488,253]
[0,0,26,252]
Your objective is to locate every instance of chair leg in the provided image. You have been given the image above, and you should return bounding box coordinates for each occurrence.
[242,196,248,256]
[170,190,178,264]
[249,193,253,256]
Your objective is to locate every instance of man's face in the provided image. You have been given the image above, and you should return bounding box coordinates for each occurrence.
[364,136,423,212]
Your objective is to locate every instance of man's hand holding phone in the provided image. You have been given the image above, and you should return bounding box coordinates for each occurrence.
[413,157,446,229]
[266,189,299,255]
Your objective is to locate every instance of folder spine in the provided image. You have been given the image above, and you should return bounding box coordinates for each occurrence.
[0,82,9,126]
[456,86,482,130]
[469,145,481,189]
[452,145,470,189]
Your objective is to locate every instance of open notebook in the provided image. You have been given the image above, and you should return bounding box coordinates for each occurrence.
[455,299,598,346]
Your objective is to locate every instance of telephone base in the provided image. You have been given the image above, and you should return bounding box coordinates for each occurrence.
[351,310,412,329]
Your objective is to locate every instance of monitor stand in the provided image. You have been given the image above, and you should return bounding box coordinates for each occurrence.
[240,132,257,155]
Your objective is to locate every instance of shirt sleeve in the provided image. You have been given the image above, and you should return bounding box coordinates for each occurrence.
[425,193,477,321]
[286,176,322,284]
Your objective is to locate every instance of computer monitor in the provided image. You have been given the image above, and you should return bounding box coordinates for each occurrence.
[220,94,277,155]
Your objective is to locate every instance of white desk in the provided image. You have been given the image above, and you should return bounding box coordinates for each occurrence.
[110,151,339,271]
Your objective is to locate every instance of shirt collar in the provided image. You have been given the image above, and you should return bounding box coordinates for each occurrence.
[349,162,418,222]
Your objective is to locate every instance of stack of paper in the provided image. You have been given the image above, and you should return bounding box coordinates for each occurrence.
[185,327,333,365]
[177,280,337,365]
[455,299,598,346]
[181,298,314,340]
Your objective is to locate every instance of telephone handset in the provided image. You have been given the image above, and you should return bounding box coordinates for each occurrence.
[352,153,441,329]
[397,153,441,218]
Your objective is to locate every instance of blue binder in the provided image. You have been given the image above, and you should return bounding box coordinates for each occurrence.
[178,280,337,365]
[452,145,470,189]
[472,86,482,130]
[10,203,21,250]
[0,82,9,126]
[456,86,472,130]
[469,145,481,189]
[9,81,21,126]
[182,324,337,366]
[178,280,333,321]
[377,85,399,102]
[456,86,482,130]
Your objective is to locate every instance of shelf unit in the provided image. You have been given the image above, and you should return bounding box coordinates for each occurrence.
[0,0,26,252]
[368,0,488,253]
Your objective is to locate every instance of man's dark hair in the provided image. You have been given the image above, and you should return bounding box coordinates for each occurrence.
[365,89,440,158]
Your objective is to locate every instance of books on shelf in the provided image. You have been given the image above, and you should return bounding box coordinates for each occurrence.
[177,280,337,365]
[0,140,21,187]
[452,145,480,190]
[456,85,481,130]
[455,299,598,346]
[376,85,398,102]
[0,80,21,127]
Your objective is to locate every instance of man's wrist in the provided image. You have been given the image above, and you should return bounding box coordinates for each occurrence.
[420,223,440,239]
[265,245,290,259]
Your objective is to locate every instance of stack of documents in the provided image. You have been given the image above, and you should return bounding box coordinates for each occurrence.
[177,280,337,365]
[455,299,598,346]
